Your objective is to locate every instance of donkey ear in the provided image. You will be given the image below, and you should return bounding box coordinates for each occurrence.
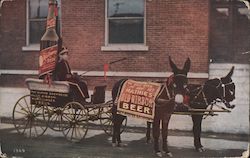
[183,57,191,72]
[169,56,178,72]
[225,66,234,78]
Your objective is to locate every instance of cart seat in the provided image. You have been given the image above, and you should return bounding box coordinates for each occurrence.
[91,85,107,104]
[68,82,87,101]
[25,78,70,93]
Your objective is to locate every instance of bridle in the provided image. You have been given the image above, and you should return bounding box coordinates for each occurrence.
[167,73,188,88]
[212,78,235,101]
[164,73,188,100]
[173,73,188,89]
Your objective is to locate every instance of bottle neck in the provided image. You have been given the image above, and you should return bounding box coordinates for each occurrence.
[46,2,56,30]
[40,0,59,45]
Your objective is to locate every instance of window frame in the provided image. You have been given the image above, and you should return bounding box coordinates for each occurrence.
[102,0,148,51]
[23,0,61,51]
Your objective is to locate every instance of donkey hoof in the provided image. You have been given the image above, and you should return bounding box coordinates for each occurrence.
[146,139,152,144]
[163,151,173,157]
[112,143,117,147]
[117,143,128,147]
[166,152,173,157]
[155,151,163,157]
[0,153,7,158]
[196,147,205,152]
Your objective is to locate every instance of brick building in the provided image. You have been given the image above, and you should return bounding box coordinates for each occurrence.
[0,0,249,90]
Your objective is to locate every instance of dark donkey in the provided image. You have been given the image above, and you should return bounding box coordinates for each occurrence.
[188,66,236,152]
[111,57,191,157]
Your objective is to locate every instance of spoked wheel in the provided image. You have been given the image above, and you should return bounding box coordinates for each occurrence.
[43,105,64,131]
[99,102,127,136]
[61,102,89,142]
[12,95,48,138]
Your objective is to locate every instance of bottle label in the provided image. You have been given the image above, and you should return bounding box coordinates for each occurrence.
[39,45,58,77]
[47,17,56,29]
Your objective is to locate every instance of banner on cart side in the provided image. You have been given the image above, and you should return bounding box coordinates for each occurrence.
[117,80,162,120]
[39,45,58,77]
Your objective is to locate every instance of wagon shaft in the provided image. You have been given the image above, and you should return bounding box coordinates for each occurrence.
[188,108,231,113]
[173,112,219,116]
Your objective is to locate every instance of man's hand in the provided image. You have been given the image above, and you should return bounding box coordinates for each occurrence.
[66,74,72,79]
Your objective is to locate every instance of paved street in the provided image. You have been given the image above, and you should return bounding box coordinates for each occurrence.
[0,118,248,158]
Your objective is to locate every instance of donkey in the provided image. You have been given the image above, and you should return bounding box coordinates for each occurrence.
[188,66,236,152]
[145,67,236,153]
[111,57,191,157]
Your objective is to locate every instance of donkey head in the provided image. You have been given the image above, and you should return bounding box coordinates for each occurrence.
[169,56,191,105]
[220,66,235,103]
[204,66,235,109]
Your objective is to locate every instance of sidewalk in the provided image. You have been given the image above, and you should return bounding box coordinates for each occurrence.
[1,116,249,150]
[0,118,249,158]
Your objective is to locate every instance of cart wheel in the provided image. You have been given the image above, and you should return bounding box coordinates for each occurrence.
[62,102,88,142]
[12,95,48,138]
[99,103,127,136]
[43,106,64,131]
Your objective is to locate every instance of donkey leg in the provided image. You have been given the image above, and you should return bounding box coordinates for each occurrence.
[153,116,161,155]
[192,115,204,152]
[146,121,152,143]
[116,114,127,147]
[162,114,173,157]
[112,114,118,146]
[111,106,122,146]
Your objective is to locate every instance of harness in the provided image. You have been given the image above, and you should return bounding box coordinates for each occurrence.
[194,78,234,103]
[156,82,172,103]
[156,73,189,108]
[193,86,208,105]
[191,78,235,118]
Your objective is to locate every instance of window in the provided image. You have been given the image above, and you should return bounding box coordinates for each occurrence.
[103,0,147,51]
[102,0,147,51]
[107,0,145,44]
[26,0,61,46]
[210,0,250,63]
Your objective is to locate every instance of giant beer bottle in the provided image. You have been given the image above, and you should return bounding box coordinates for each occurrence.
[39,0,59,79]
[55,0,63,57]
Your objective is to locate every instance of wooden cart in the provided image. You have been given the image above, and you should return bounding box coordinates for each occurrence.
[12,78,127,142]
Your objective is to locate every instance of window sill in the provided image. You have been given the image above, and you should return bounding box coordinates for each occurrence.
[101,44,149,51]
[22,44,40,51]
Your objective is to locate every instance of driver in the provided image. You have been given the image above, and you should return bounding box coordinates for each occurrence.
[54,47,89,99]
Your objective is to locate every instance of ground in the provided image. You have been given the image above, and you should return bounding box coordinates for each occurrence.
[0,118,248,158]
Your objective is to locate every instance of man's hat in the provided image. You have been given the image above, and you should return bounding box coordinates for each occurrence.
[59,46,69,55]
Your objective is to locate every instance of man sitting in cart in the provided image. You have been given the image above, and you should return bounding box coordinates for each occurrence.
[54,46,89,100]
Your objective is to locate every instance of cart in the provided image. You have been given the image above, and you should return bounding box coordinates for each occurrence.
[12,78,127,142]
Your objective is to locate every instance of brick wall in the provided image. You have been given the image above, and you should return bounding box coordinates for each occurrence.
[0,0,39,70]
[0,0,209,88]
[62,0,209,73]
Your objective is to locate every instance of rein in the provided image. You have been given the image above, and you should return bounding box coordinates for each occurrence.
[175,74,187,77]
